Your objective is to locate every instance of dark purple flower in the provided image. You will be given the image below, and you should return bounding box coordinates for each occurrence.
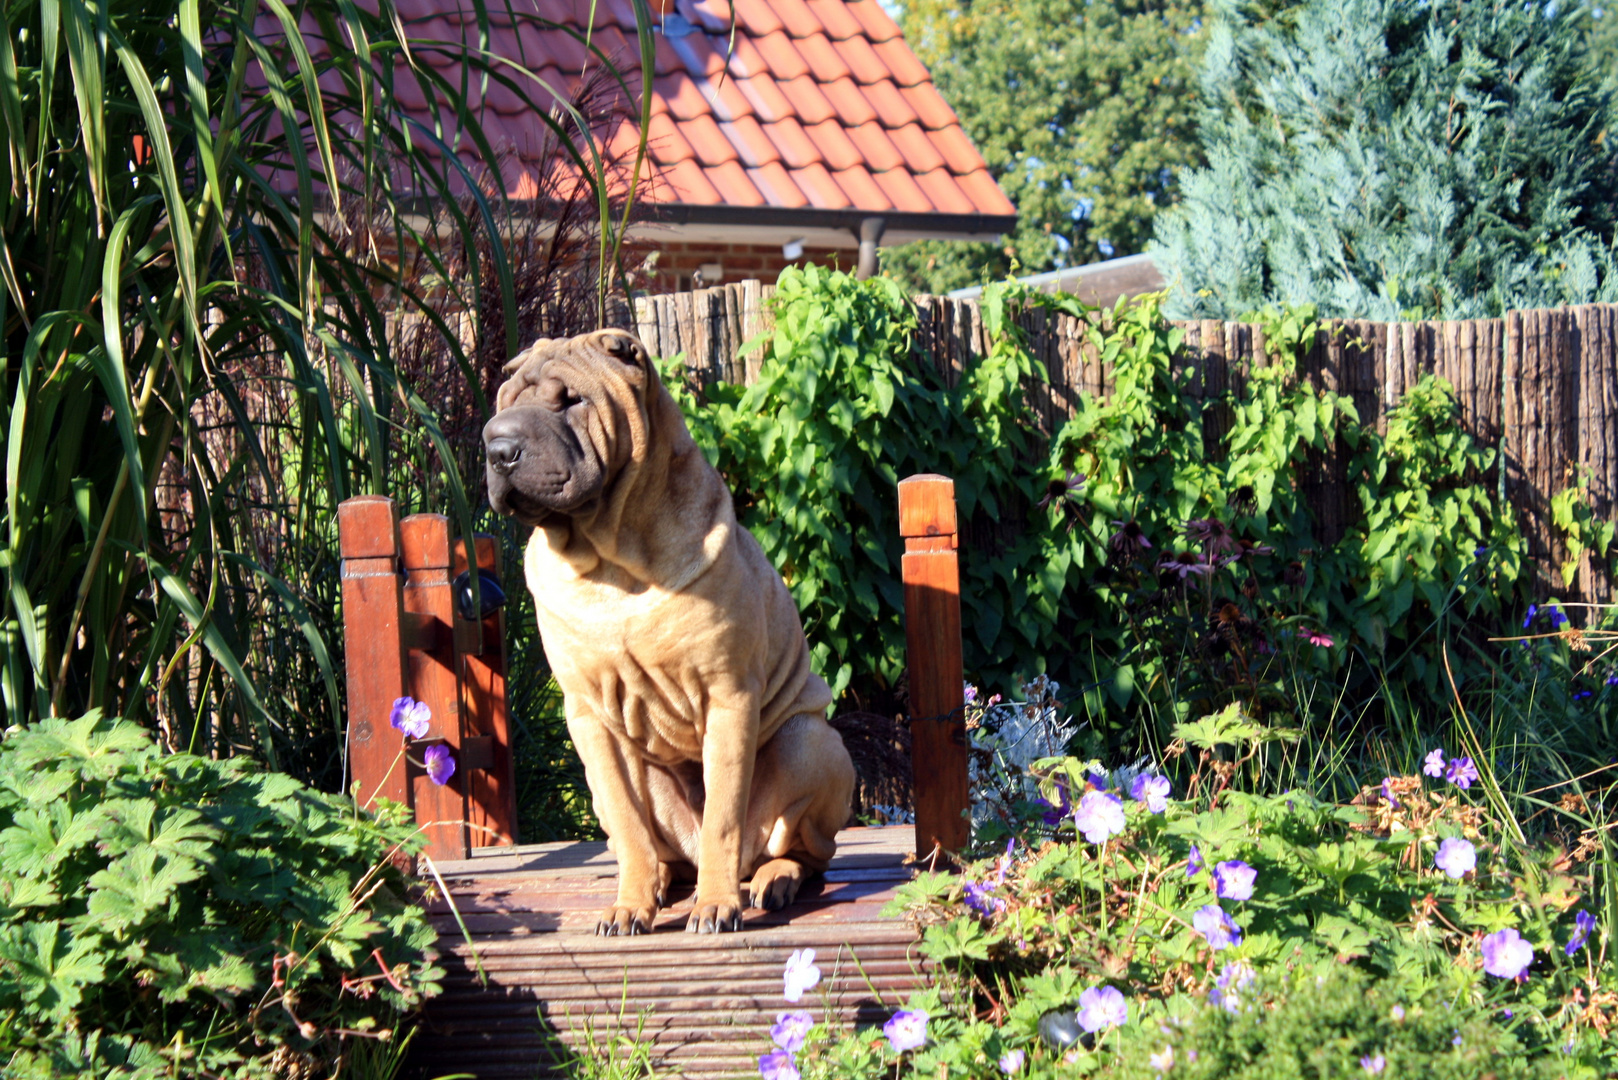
[1076,985,1128,1032]
[1187,844,1205,877]
[1192,904,1241,950]
[771,1011,813,1052]
[1130,773,1172,813]
[1108,519,1153,562]
[423,744,455,786]
[1036,470,1086,511]
[1434,837,1475,879]
[758,1050,799,1080]
[883,1009,928,1052]
[1445,756,1480,789]
[1159,551,1214,580]
[963,880,1005,917]
[1423,748,1446,777]
[1186,518,1240,556]
[1566,910,1596,957]
[1213,860,1256,901]
[1481,928,1534,979]
[1037,781,1072,825]
[390,696,431,739]
[1074,790,1126,843]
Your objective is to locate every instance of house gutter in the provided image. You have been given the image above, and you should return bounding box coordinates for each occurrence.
[637,203,1018,244]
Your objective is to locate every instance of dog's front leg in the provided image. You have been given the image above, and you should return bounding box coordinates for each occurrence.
[568,711,662,935]
[686,695,759,933]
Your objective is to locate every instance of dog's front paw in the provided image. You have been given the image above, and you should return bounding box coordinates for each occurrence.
[748,858,809,912]
[595,904,657,936]
[684,897,744,934]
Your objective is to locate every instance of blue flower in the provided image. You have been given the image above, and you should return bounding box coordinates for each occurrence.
[771,1012,813,1053]
[1434,837,1476,879]
[963,881,1004,918]
[1076,985,1128,1032]
[1187,843,1205,877]
[1130,773,1172,814]
[1073,790,1126,844]
[1192,904,1241,950]
[758,1050,799,1080]
[1566,910,1596,957]
[1523,604,1539,630]
[390,696,431,739]
[1549,605,1569,628]
[1575,690,1593,700]
[423,744,455,786]
[1481,928,1534,979]
[1213,860,1256,901]
[1445,756,1480,789]
[883,1009,929,1052]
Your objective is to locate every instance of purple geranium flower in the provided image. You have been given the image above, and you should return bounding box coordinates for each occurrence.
[1361,1054,1386,1074]
[1209,961,1254,1013]
[390,696,431,739]
[771,1011,813,1052]
[1566,910,1596,957]
[1130,773,1172,814]
[1192,904,1241,950]
[1187,843,1205,877]
[998,1050,1025,1074]
[1434,837,1476,879]
[963,880,1005,917]
[423,744,455,786]
[1076,985,1128,1032]
[1037,781,1073,826]
[783,949,820,1002]
[1445,756,1480,789]
[1213,860,1256,901]
[883,1009,929,1052]
[1074,790,1126,844]
[1423,748,1446,777]
[1380,777,1400,808]
[758,1050,799,1080]
[1481,928,1534,979]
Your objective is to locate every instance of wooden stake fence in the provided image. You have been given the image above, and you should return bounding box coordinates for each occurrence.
[635,286,1618,605]
[338,497,517,863]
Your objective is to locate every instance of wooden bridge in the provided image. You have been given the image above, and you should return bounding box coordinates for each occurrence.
[337,477,968,1079]
[407,828,929,1078]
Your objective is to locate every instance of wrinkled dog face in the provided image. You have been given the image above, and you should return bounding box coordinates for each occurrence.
[483,329,649,527]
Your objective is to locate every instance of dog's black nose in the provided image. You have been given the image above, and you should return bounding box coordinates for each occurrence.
[487,436,522,474]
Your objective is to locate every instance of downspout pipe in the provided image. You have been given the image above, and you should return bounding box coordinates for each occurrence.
[855,216,886,280]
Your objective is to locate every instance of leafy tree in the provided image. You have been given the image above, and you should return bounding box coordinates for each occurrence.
[1154,0,1618,320]
[886,0,1207,294]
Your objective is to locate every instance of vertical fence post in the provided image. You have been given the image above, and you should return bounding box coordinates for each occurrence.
[899,474,969,859]
[400,514,471,863]
[338,496,411,810]
[456,534,518,847]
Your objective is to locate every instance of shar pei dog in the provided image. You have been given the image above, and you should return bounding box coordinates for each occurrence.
[482,328,856,935]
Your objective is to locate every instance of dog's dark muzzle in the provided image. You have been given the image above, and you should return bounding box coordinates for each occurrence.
[482,407,601,521]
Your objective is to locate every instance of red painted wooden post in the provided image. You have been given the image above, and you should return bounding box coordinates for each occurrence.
[899,474,969,859]
[338,496,410,810]
[400,514,471,863]
[455,535,518,847]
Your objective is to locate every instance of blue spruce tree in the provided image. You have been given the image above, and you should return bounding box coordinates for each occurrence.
[1153,0,1618,319]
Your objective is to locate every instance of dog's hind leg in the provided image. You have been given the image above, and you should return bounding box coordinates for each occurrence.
[744,712,855,912]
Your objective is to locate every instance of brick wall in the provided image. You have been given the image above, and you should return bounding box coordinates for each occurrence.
[632,241,854,293]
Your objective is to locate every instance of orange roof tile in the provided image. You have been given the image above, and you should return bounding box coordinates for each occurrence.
[820,77,876,126]
[900,82,957,129]
[843,121,902,172]
[887,122,944,173]
[790,34,851,83]
[790,162,853,208]
[678,113,740,166]
[857,79,916,128]
[872,38,929,87]
[842,0,901,41]
[337,0,1014,228]
[803,0,862,40]
[747,161,810,207]
[802,118,862,171]
[762,117,821,168]
[705,159,767,204]
[720,116,782,166]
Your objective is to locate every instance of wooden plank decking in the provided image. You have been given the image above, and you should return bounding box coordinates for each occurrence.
[407,827,931,1079]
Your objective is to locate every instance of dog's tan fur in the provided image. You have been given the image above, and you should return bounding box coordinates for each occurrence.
[483,329,855,934]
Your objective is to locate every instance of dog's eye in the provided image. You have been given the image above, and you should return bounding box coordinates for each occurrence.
[537,378,583,412]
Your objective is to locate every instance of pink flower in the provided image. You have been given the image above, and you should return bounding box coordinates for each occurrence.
[1304,629,1334,647]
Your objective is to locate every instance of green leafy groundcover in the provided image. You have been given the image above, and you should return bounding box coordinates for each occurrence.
[0,714,441,1077]
[766,712,1615,1078]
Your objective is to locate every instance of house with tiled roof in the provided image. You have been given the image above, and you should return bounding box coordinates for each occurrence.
[387,0,1017,290]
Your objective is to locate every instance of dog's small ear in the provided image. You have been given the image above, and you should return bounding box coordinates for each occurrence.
[598,331,645,367]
